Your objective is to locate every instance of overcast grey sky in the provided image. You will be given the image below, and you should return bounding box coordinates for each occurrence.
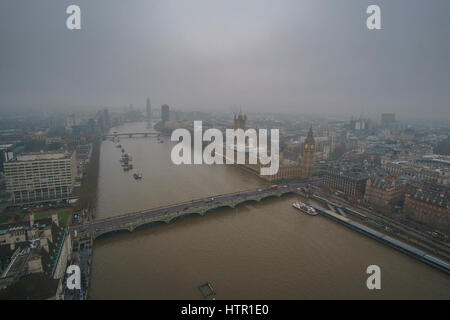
[0,0,449,120]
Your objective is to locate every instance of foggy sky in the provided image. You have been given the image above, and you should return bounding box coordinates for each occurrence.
[0,0,449,120]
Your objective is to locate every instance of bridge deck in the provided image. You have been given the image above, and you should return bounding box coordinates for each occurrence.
[70,183,310,237]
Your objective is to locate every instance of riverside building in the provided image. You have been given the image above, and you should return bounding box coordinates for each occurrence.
[3,151,77,204]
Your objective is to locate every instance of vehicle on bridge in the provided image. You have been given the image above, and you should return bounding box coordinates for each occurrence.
[270,185,279,190]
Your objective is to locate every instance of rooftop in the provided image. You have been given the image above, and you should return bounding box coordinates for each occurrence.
[406,185,449,208]
[10,152,72,162]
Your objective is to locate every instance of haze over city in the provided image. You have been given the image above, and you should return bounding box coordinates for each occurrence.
[0,0,449,303]
[1,0,449,121]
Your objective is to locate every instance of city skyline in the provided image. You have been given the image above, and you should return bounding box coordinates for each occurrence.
[1,0,449,121]
[0,1,449,302]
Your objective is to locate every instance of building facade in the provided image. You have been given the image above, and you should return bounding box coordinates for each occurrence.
[231,114,315,181]
[3,152,77,204]
[403,184,450,233]
[363,176,406,211]
[324,169,368,200]
[381,159,448,185]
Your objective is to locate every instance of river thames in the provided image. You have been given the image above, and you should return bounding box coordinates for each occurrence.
[89,122,450,299]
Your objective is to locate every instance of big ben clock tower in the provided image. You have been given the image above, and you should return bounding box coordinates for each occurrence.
[301,126,315,179]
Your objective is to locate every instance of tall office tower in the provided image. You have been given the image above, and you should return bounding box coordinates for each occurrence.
[161,104,170,123]
[146,98,151,120]
[301,126,315,179]
[99,108,111,132]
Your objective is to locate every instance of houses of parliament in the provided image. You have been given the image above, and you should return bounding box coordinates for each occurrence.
[233,113,315,182]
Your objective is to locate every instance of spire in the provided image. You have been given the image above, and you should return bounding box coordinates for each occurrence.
[305,125,315,144]
[307,125,314,138]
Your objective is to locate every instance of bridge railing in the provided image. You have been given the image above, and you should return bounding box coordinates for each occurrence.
[85,188,270,223]
[80,188,298,234]
[103,132,158,137]
[76,184,302,226]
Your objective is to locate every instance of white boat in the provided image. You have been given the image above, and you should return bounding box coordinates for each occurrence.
[292,200,318,216]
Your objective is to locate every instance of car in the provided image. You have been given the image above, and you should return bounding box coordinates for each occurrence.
[258,189,262,192]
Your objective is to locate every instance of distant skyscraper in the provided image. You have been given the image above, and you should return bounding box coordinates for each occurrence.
[146,98,151,120]
[234,112,247,130]
[161,104,170,123]
[100,108,111,132]
[381,113,396,126]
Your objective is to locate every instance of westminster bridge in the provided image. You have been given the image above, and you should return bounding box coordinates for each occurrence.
[71,182,314,240]
[102,132,159,139]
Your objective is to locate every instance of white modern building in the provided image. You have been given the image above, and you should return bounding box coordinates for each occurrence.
[3,151,77,204]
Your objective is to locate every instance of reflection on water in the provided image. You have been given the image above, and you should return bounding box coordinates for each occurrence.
[89,122,450,299]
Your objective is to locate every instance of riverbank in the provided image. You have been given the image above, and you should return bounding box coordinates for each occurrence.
[70,137,101,300]
[76,138,100,219]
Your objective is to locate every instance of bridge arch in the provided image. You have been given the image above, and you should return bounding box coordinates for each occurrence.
[203,203,234,215]
[167,211,203,223]
[258,194,280,201]
[133,220,167,232]
[234,198,260,207]
[94,227,133,240]
[85,188,300,241]
[279,190,296,197]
